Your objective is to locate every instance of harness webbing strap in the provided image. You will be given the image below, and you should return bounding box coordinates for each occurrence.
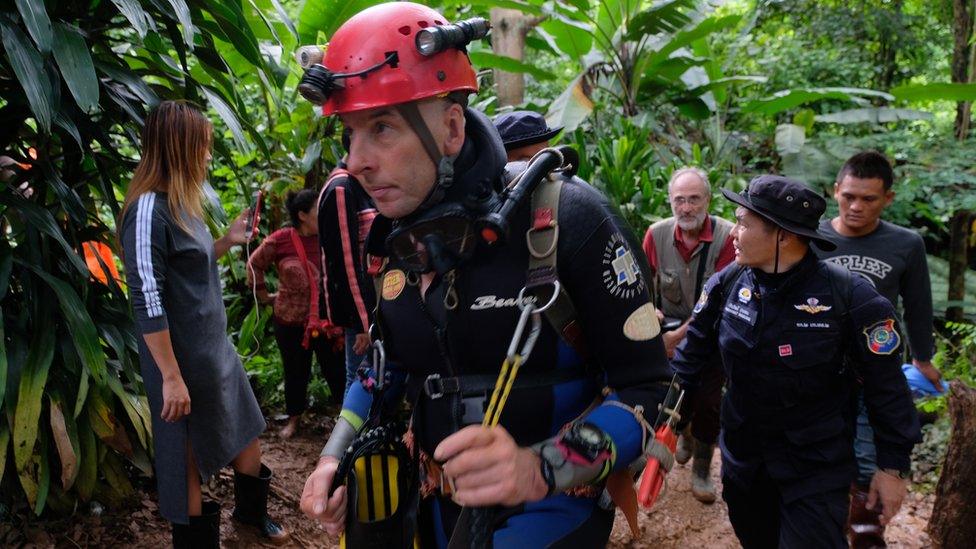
[526,176,588,358]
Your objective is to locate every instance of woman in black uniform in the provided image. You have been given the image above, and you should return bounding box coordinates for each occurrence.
[119,101,288,547]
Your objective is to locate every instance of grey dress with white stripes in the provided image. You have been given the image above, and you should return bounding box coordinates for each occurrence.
[121,191,265,524]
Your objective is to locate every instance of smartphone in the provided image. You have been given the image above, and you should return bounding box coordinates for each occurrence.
[246,190,263,239]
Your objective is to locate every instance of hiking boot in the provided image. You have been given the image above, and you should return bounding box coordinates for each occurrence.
[675,426,693,465]
[232,464,291,545]
[690,441,716,504]
[172,500,220,549]
[848,483,887,548]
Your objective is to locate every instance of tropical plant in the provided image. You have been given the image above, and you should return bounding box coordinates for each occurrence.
[0,0,310,516]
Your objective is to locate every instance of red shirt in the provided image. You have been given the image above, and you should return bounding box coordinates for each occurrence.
[642,216,735,274]
[246,227,321,325]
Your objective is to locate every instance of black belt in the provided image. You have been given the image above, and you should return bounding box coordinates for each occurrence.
[422,367,590,400]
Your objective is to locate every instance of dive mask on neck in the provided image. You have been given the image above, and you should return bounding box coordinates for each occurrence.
[386,203,479,275]
[385,145,580,275]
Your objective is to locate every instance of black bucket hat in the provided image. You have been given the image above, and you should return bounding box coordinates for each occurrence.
[493,111,563,151]
[721,175,837,251]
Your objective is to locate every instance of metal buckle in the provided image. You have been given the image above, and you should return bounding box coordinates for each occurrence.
[425,374,445,399]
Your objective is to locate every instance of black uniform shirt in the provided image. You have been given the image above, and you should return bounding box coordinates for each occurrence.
[672,252,919,501]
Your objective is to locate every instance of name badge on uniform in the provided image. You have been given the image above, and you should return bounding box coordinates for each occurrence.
[723,302,758,326]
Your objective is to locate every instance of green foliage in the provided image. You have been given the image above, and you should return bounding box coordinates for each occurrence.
[916,322,976,418]
[0,0,316,517]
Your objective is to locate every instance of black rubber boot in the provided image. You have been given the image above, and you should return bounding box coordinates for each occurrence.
[232,464,290,545]
[172,500,220,549]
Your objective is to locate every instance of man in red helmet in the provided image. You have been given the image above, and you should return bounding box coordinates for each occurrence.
[298,3,674,546]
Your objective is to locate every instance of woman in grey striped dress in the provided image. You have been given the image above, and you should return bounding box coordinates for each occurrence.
[119,101,289,547]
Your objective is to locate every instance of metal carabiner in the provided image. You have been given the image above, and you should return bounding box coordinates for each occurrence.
[372,337,387,391]
[506,300,542,362]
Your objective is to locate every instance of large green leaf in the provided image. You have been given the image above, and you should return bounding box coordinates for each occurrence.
[814,107,933,124]
[546,72,594,133]
[24,264,107,384]
[775,123,806,155]
[268,0,298,40]
[166,0,195,49]
[0,309,6,412]
[110,0,151,39]
[891,83,976,103]
[0,422,9,486]
[641,14,742,73]
[0,243,11,300]
[0,194,89,277]
[741,87,894,116]
[52,23,100,114]
[201,86,251,153]
[207,0,265,69]
[96,62,160,107]
[74,414,96,501]
[539,17,592,61]
[14,0,53,52]
[468,51,556,81]
[298,0,384,43]
[13,325,54,474]
[0,18,55,133]
[627,0,695,39]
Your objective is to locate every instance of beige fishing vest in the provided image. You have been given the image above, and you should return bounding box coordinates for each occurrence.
[650,216,734,320]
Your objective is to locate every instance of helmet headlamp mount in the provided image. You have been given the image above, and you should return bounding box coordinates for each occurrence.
[415,18,490,56]
[297,51,400,106]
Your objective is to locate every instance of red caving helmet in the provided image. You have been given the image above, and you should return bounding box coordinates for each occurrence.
[320,2,478,115]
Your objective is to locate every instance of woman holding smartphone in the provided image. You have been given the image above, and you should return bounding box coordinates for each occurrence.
[119,101,288,547]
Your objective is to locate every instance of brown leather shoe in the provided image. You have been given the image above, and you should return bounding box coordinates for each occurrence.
[847,483,887,549]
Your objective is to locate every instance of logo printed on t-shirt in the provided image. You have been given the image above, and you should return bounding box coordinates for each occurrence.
[778,344,793,357]
[824,255,892,286]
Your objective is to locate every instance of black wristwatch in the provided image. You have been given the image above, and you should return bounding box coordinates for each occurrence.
[538,453,556,496]
[559,422,612,465]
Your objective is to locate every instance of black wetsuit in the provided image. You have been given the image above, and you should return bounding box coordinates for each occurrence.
[341,108,672,547]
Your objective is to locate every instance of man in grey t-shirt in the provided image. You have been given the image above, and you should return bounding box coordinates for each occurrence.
[814,150,939,548]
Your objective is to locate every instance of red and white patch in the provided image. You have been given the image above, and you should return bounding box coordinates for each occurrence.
[778,344,793,357]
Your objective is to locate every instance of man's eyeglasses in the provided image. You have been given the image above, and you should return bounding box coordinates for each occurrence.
[670,195,705,207]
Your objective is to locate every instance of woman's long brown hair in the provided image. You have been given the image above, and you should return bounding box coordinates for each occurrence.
[120,100,213,233]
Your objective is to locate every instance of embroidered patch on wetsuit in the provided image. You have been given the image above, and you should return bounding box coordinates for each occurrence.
[382,269,406,300]
[623,302,661,341]
[692,290,708,315]
[863,319,900,355]
[778,344,793,357]
[601,232,645,299]
[794,297,832,314]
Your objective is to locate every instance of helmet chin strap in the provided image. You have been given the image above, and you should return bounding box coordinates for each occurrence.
[396,102,455,212]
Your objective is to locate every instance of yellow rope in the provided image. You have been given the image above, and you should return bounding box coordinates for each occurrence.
[483,354,523,427]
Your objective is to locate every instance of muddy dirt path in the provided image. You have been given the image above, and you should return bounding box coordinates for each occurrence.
[3,412,934,548]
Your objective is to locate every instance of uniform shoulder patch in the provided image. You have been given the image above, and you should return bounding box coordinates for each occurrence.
[693,290,708,315]
[601,232,646,299]
[863,318,900,355]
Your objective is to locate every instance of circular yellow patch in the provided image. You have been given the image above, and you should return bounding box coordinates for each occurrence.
[382,269,406,300]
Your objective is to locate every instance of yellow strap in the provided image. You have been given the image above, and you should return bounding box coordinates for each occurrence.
[483,355,523,427]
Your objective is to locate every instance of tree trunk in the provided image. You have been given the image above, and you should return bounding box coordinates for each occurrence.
[490,8,533,107]
[947,211,972,323]
[952,0,975,139]
[927,382,976,547]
